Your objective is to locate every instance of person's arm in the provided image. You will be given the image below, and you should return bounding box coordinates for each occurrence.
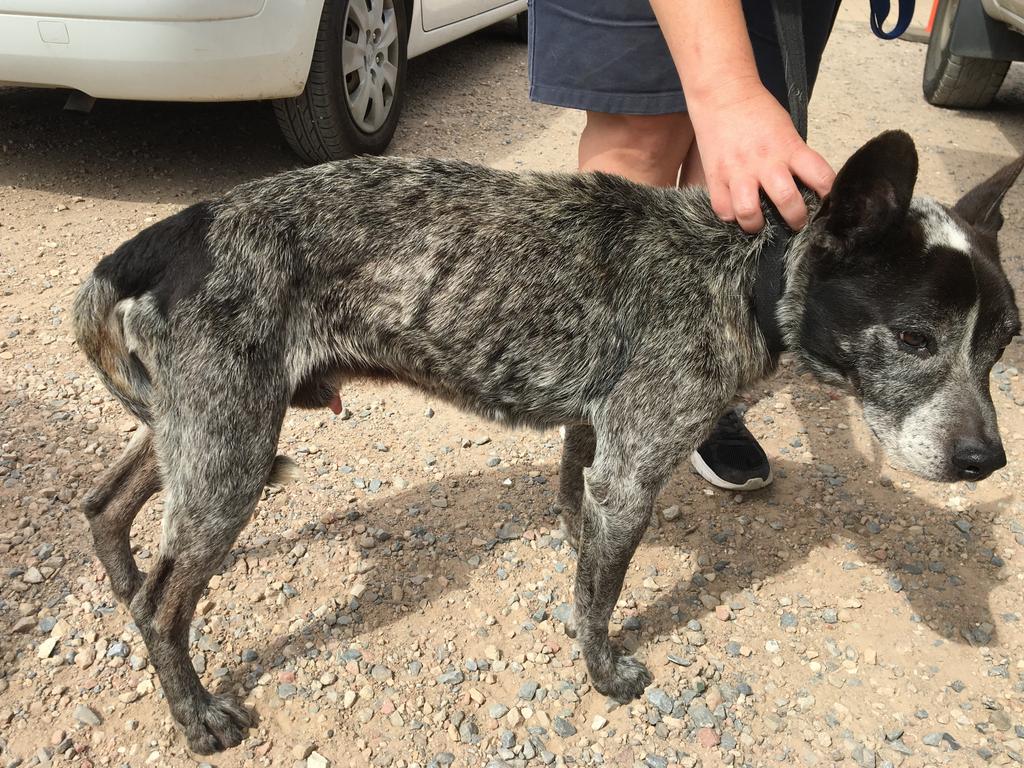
[649,0,835,232]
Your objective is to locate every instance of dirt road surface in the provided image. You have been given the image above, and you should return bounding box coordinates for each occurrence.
[3,6,1024,768]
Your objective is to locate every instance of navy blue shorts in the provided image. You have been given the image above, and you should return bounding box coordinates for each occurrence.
[528,0,841,115]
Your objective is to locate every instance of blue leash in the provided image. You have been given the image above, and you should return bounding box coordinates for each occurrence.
[869,0,916,40]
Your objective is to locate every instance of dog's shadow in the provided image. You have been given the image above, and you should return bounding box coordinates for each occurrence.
[204,373,1008,706]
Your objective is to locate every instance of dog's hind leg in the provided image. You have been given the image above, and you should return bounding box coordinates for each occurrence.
[573,375,724,703]
[128,381,287,755]
[553,424,596,551]
[82,427,162,604]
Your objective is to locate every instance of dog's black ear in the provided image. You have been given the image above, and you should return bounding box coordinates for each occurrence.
[954,154,1024,238]
[821,130,918,246]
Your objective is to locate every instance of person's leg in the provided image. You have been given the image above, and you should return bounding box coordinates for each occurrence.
[685,0,842,492]
[578,111,694,186]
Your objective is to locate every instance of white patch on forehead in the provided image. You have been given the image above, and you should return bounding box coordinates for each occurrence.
[960,301,980,366]
[911,197,971,254]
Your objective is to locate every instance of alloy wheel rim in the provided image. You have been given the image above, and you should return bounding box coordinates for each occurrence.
[342,0,399,133]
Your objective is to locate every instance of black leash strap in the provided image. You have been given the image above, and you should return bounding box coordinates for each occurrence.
[771,0,809,141]
[753,0,808,363]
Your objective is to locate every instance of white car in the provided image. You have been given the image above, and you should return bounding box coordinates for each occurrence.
[0,0,528,161]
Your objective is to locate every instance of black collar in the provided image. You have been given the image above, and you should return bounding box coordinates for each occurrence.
[753,207,793,366]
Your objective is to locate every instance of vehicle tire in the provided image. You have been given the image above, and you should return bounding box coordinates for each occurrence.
[274,0,408,163]
[923,0,1009,108]
[516,11,529,43]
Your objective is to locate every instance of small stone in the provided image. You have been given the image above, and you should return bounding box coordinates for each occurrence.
[647,688,674,715]
[437,670,464,686]
[989,710,1011,731]
[553,717,576,737]
[591,715,608,731]
[106,641,129,658]
[23,567,43,584]
[518,680,540,701]
[37,637,58,659]
[306,751,330,768]
[662,506,680,522]
[370,665,393,682]
[688,703,716,729]
[293,743,315,760]
[497,522,523,541]
[74,704,102,727]
[851,744,876,768]
[75,647,96,668]
[705,686,724,711]
[697,728,720,748]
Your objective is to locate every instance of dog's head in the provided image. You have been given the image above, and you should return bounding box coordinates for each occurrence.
[792,131,1021,482]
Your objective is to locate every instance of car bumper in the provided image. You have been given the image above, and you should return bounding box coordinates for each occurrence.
[0,0,322,101]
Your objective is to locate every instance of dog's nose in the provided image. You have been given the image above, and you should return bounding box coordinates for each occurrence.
[952,439,1007,481]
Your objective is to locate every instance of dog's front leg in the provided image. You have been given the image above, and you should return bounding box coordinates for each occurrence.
[572,377,723,702]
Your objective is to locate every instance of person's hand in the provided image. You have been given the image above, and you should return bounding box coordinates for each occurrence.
[688,76,835,233]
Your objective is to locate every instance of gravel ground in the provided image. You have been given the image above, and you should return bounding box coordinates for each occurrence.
[3,8,1024,768]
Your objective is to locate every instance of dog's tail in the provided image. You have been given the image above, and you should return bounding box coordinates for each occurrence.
[73,275,156,425]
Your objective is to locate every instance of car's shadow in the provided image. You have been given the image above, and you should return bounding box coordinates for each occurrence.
[0,20,553,203]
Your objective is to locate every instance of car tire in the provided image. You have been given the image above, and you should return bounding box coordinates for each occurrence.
[274,0,408,163]
[923,0,1010,108]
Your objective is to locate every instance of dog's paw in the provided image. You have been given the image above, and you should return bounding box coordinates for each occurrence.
[181,693,255,755]
[590,653,652,703]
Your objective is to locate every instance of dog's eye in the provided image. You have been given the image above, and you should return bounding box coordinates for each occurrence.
[898,330,932,356]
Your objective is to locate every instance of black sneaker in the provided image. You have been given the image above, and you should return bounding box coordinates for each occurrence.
[690,409,773,491]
